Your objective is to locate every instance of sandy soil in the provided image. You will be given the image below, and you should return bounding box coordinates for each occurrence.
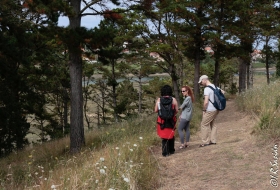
[153,100,279,190]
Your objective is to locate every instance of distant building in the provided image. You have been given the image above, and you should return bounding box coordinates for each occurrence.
[251,49,262,62]
[149,52,164,62]
[204,46,214,55]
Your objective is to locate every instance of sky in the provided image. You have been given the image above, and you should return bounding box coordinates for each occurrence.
[57,1,118,29]
[58,15,102,29]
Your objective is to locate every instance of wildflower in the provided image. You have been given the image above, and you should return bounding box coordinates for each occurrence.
[29,155,32,158]
[123,177,130,183]
[108,188,115,190]
[95,180,99,183]
[133,144,137,147]
[100,157,105,162]
[115,147,119,150]
[130,149,133,152]
[35,172,38,175]
[44,178,47,180]
[51,185,56,189]
[104,166,107,169]
[118,153,121,156]
[100,169,106,174]
[28,162,32,165]
[139,137,143,140]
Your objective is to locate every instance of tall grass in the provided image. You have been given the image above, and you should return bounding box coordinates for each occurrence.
[0,114,161,190]
[235,79,280,141]
[0,103,201,190]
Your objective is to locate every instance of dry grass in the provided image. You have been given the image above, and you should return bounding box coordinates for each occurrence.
[0,114,161,190]
[236,75,280,142]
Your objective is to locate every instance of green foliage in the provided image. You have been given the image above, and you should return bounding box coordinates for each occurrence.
[201,56,238,94]
[116,80,138,116]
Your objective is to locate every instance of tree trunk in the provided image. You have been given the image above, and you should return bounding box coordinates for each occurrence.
[213,0,224,86]
[193,8,202,100]
[265,53,270,84]
[138,77,142,113]
[238,58,247,93]
[193,45,200,100]
[214,58,220,86]
[247,62,253,89]
[111,60,118,122]
[69,0,85,154]
[265,37,270,84]
[170,64,180,106]
[63,88,68,135]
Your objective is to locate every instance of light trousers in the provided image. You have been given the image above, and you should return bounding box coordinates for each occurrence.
[201,110,219,144]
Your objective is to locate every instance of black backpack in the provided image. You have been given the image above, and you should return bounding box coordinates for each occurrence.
[207,85,226,111]
[158,96,175,129]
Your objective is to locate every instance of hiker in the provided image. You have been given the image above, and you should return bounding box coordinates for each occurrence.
[178,85,194,149]
[154,85,178,157]
[198,75,225,147]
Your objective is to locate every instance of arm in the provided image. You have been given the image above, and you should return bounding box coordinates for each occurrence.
[173,98,179,114]
[179,97,190,110]
[154,98,160,113]
[203,95,209,113]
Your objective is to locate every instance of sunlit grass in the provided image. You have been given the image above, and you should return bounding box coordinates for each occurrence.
[0,114,161,190]
[0,102,202,190]
[235,77,280,141]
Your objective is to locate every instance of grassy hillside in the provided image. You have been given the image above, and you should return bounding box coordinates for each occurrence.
[0,102,202,190]
[236,77,280,142]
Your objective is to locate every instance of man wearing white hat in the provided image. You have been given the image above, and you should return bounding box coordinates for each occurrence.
[198,75,222,147]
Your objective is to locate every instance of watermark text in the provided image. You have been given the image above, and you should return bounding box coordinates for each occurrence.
[270,144,278,187]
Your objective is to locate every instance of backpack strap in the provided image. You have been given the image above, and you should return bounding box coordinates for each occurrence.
[206,85,217,105]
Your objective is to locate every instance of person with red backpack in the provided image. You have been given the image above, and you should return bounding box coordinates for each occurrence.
[154,85,178,157]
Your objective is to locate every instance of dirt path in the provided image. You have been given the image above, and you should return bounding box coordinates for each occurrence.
[154,100,278,190]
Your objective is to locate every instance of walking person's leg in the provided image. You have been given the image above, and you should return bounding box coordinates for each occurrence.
[185,121,190,147]
[210,111,219,144]
[162,138,168,156]
[178,119,187,148]
[169,137,175,154]
[200,111,218,146]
